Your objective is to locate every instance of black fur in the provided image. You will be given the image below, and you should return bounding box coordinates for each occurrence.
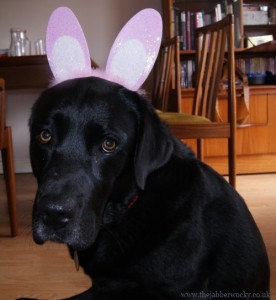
[27,77,269,299]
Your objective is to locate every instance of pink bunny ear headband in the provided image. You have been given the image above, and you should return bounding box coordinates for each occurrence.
[46,7,162,91]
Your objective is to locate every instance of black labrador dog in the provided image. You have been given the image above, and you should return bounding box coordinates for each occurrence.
[27,76,270,299]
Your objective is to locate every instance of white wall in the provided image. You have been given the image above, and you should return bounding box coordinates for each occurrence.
[0,0,162,173]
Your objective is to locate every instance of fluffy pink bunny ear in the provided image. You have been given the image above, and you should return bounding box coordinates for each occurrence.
[105,9,162,91]
[46,7,92,84]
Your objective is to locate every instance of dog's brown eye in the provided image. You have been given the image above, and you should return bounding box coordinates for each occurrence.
[38,130,52,144]
[102,139,117,153]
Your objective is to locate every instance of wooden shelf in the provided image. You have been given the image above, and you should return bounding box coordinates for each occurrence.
[0,55,51,89]
[180,41,276,56]
[0,55,98,90]
[174,0,219,11]
[244,25,276,38]
[243,0,276,3]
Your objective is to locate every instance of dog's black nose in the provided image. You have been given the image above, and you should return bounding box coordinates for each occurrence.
[42,208,71,228]
[39,200,74,229]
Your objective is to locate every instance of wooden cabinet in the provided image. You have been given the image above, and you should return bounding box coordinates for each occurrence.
[180,86,276,174]
[162,0,276,174]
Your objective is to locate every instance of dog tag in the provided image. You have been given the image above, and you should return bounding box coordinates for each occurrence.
[74,250,79,271]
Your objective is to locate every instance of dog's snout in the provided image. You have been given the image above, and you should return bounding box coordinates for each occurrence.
[38,197,75,229]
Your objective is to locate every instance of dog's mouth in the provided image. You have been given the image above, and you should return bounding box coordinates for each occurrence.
[32,210,99,251]
[33,220,67,245]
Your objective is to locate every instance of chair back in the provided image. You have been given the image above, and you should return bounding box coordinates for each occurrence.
[152,36,181,111]
[0,78,5,148]
[193,14,236,124]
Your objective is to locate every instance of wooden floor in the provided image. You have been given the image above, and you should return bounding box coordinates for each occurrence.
[0,173,275,299]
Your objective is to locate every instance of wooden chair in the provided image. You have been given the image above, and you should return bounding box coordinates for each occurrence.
[156,14,237,188]
[0,78,18,236]
[152,36,181,112]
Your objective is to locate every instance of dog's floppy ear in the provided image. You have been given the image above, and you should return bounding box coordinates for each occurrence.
[134,106,173,190]
[46,7,92,84]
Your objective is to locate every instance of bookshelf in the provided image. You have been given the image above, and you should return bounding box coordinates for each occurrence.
[163,0,243,47]
[243,0,276,42]
[162,0,276,89]
[163,0,276,46]
[161,0,276,175]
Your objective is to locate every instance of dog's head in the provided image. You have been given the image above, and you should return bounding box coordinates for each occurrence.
[29,77,173,250]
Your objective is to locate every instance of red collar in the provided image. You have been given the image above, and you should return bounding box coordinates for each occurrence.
[127,195,139,209]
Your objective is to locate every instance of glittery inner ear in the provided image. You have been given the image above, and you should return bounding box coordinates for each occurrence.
[46,7,92,83]
[106,9,162,91]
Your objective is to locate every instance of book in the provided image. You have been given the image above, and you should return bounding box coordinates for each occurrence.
[186,11,191,50]
[177,10,205,50]
[180,11,187,50]
[195,11,204,28]
[190,12,195,50]
[236,56,276,74]
[180,59,195,88]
